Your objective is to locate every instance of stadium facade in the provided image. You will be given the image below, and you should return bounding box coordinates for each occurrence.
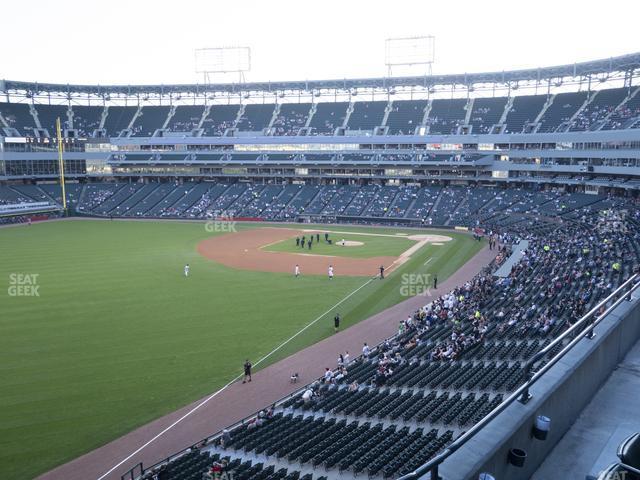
[0,52,639,198]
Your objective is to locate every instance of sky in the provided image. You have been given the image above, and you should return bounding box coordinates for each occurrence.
[1,0,638,86]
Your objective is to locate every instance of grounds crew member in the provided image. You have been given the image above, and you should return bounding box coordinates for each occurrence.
[242,360,252,383]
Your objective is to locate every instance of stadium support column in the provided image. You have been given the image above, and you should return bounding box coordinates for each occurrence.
[56,117,68,213]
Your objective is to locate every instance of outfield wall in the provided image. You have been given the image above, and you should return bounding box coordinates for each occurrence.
[436,295,640,480]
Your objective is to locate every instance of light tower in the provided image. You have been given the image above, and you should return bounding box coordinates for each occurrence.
[194,46,251,85]
[384,36,435,78]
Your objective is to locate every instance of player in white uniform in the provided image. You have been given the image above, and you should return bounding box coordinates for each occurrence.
[184,264,190,277]
[328,265,334,279]
[295,264,300,277]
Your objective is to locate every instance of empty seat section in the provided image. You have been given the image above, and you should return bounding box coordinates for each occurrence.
[426,98,467,134]
[72,105,104,137]
[272,103,312,135]
[386,100,427,135]
[469,97,508,134]
[346,101,386,131]
[103,106,137,137]
[308,102,348,135]
[131,106,171,137]
[236,104,275,133]
[0,103,37,136]
[202,104,240,136]
[504,95,547,133]
[35,105,70,136]
[167,105,205,132]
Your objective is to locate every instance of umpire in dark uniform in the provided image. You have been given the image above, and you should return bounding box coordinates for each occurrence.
[334,313,340,333]
[243,359,252,383]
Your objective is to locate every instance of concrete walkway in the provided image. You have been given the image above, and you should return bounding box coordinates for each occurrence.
[532,339,640,480]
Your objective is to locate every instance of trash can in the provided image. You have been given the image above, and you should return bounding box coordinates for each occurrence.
[508,448,527,467]
[533,415,551,440]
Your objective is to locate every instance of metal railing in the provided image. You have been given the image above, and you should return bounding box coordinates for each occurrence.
[120,463,142,480]
[398,273,640,480]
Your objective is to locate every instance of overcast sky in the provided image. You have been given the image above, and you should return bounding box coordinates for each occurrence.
[1,0,638,85]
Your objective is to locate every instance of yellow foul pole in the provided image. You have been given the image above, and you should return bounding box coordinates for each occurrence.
[56,117,67,211]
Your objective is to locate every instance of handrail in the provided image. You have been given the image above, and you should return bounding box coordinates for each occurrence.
[397,273,640,480]
[619,462,640,476]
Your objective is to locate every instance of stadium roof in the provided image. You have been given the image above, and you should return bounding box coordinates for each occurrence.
[1,52,639,97]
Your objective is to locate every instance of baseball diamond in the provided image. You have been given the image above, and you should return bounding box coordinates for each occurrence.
[1,12,640,480]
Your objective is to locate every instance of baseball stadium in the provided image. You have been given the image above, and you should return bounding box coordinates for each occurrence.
[2,7,640,480]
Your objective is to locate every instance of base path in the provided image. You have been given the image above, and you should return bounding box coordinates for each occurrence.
[37,243,495,480]
[197,227,400,276]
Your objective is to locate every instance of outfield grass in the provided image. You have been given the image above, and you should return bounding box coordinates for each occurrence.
[0,220,483,480]
[262,231,415,257]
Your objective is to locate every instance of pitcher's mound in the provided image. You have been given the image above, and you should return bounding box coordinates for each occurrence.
[338,240,364,247]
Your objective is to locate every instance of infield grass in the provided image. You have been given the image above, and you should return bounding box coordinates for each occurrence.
[0,219,483,479]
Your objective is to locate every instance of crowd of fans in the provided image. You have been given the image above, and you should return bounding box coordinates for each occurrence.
[203,119,235,136]
[272,110,306,136]
[570,104,617,131]
[606,103,640,130]
[292,201,639,400]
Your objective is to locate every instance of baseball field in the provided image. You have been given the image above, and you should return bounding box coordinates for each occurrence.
[0,219,484,480]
